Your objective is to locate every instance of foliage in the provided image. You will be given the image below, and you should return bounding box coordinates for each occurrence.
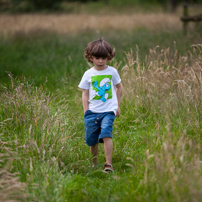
[2,0,201,13]
[1,0,202,12]
[8,0,64,11]
[27,0,63,9]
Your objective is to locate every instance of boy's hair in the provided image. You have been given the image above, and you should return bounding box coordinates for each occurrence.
[84,38,115,63]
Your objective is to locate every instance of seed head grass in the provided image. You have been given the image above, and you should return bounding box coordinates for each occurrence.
[117,43,202,201]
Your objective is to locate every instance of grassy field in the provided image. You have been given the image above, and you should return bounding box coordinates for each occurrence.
[0,8,202,202]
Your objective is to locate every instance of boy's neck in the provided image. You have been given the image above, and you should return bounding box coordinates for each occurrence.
[93,65,108,71]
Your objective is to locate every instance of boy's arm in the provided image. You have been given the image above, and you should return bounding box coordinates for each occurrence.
[115,82,123,118]
[82,89,89,113]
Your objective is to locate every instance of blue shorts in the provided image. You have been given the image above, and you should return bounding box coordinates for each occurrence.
[84,110,116,146]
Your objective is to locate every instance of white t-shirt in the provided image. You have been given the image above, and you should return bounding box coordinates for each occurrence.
[78,66,121,115]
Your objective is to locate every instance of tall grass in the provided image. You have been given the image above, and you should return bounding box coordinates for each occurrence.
[118,43,202,201]
[0,146,27,202]
[1,29,201,94]
[1,39,202,201]
[121,43,202,134]
[0,73,85,201]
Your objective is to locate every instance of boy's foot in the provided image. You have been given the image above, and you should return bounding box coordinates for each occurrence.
[104,163,113,172]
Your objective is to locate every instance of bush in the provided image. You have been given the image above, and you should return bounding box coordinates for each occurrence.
[9,0,63,11]
[27,0,63,9]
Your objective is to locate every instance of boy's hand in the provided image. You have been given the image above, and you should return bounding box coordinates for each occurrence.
[116,107,121,118]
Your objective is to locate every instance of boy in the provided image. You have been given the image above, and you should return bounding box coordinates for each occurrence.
[78,38,122,172]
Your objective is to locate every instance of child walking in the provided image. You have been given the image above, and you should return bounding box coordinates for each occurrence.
[78,38,122,172]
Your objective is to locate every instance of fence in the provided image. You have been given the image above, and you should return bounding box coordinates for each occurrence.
[180,4,202,35]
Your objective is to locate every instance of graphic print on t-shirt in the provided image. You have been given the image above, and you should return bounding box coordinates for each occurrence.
[91,75,112,102]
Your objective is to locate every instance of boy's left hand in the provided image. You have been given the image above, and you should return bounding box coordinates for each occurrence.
[116,107,121,118]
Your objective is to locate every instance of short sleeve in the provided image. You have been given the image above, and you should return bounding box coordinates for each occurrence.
[78,71,90,89]
[112,69,121,85]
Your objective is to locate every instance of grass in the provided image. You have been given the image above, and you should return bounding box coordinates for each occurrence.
[1,28,201,91]
[0,10,202,202]
[0,12,181,36]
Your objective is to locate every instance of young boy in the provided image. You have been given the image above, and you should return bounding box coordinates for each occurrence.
[78,38,122,172]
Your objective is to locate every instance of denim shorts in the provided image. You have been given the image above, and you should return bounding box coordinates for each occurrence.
[84,110,116,146]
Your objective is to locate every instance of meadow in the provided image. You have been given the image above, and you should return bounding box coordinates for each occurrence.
[0,6,202,202]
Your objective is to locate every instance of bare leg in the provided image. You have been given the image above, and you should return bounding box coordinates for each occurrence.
[90,144,98,166]
[103,137,113,165]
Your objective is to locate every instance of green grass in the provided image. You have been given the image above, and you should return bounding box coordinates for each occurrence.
[59,1,163,15]
[0,27,202,201]
[1,29,200,92]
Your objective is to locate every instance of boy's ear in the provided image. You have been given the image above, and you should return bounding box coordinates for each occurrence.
[89,56,93,62]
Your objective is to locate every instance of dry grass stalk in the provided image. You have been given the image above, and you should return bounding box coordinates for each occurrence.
[121,44,202,200]
[0,73,69,185]
[0,169,27,202]
[144,131,202,201]
[120,44,202,108]
[0,13,181,36]
[0,143,27,202]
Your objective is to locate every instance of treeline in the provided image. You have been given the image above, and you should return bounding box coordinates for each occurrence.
[0,0,201,12]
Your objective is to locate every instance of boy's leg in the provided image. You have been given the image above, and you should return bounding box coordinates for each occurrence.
[103,137,113,165]
[90,144,98,166]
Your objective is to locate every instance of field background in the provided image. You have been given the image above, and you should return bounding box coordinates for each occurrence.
[0,1,202,202]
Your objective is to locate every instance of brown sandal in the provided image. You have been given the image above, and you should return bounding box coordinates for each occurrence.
[104,163,114,172]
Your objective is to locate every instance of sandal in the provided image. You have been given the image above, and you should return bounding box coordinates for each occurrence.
[104,163,114,172]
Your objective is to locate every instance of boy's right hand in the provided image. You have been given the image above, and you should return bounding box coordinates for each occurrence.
[116,107,121,118]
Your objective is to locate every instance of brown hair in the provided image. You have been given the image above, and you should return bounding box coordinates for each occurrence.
[84,38,115,63]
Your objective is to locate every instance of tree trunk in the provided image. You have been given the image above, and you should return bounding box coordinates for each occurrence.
[170,0,179,12]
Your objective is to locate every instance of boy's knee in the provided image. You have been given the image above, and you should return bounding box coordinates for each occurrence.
[103,137,112,142]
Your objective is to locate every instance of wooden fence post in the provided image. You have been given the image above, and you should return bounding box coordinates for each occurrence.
[183,4,188,35]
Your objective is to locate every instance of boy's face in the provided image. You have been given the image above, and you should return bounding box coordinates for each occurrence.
[91,56,109,71]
